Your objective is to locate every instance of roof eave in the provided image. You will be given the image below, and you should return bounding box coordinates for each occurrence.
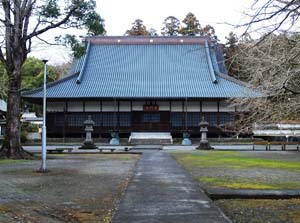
[22,72,79,98]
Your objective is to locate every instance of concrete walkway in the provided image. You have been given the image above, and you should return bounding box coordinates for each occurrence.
[113,151,231,223]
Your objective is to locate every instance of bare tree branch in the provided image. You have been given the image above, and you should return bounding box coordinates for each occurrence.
[35,35,60,45]
[26,6,77,40]
[239,0,300,39]
[229,33,300,129]
[255,4,300,44]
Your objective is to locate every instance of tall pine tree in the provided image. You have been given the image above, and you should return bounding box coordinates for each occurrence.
[179,13,203,36]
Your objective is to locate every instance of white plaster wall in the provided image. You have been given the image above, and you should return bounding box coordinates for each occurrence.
[158,101,170,111]
[219,101,235,112]
[47,102,65,112]
[132,101,144,111]
[68,101,83,112]
[171,101,183,112]
[119,101,131,112]
[202,101,218,112]
[102,101,116,112]
[187,101,200,112]
[85,101,100,112]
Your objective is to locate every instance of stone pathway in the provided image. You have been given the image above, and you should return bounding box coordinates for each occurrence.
[113,151,231,223]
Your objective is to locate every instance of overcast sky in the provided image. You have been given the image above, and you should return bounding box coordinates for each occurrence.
[100,0,253,39]
[30,0,254,65]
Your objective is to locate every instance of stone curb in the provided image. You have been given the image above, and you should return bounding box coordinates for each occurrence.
[206,189,300,200]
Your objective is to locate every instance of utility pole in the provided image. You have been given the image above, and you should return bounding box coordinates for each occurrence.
[39,59,48,172]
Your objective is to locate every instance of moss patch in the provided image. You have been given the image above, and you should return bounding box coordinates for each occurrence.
[0,205,9,213]
[172,151,300,171]
[198,177,300,189]
[0,159,29,165]
[172,151,300,190]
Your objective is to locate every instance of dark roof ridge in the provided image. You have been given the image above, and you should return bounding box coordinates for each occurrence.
[22,72,79,97]
[88,36,215,45]
[205,39,218,83]
[76,41,91,84]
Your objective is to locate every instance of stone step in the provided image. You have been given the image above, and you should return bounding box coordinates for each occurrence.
[132,145,163,150]
[130,138,172,145]
[129,132,173,145]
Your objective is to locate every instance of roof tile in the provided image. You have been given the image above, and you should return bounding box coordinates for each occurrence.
[23,38,256,99]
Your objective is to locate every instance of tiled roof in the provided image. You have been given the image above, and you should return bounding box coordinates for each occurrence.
[23,36,256,99]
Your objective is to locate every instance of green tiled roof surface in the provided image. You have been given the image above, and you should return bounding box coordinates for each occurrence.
[23,37,255,99]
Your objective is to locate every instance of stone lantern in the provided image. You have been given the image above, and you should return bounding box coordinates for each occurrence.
[79,115,98,149]
[196,117,213,150]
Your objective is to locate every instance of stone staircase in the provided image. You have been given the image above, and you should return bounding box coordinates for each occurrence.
[129,132,173,145]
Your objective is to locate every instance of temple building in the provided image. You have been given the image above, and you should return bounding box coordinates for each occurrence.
[23,36,254,138]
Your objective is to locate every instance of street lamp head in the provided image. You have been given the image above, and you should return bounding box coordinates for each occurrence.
[42,59,48,64]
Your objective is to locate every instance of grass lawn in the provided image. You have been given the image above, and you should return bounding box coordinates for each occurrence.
[172,150,300,223]
[172,151,300,190]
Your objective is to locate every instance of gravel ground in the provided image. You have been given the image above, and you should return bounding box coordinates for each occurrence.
[0,154,139,223]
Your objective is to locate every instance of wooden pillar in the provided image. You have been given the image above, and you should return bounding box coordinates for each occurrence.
[113,98,117,131]
[130,100,133,132]
[63,101,67,141]
[100,100,103,129]
[169,100,172,131]
[217,101,220,125]
[184,98,188,130]
[117,100,120,130]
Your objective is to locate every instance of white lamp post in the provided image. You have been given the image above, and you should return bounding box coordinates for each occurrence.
[40,59,48,172]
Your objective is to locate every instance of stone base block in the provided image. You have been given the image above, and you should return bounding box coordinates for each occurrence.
[182,138,192,146]
[110,137,120,145]
[78,143,98,150]
[196,143,214,150]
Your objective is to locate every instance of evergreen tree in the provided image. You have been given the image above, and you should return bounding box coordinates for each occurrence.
[179,13,203,36]
[149,28,158,36]
[125,19,150,36]
[202,25,218,40]
[161,16,180,36]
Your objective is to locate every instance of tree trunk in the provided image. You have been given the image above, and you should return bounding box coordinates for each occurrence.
[0,68,33,159]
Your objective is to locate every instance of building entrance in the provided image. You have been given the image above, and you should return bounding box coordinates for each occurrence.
[132,112,170,132]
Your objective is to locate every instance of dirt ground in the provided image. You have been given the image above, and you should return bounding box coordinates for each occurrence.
[216,199,300,223]
[0,154,139,223]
